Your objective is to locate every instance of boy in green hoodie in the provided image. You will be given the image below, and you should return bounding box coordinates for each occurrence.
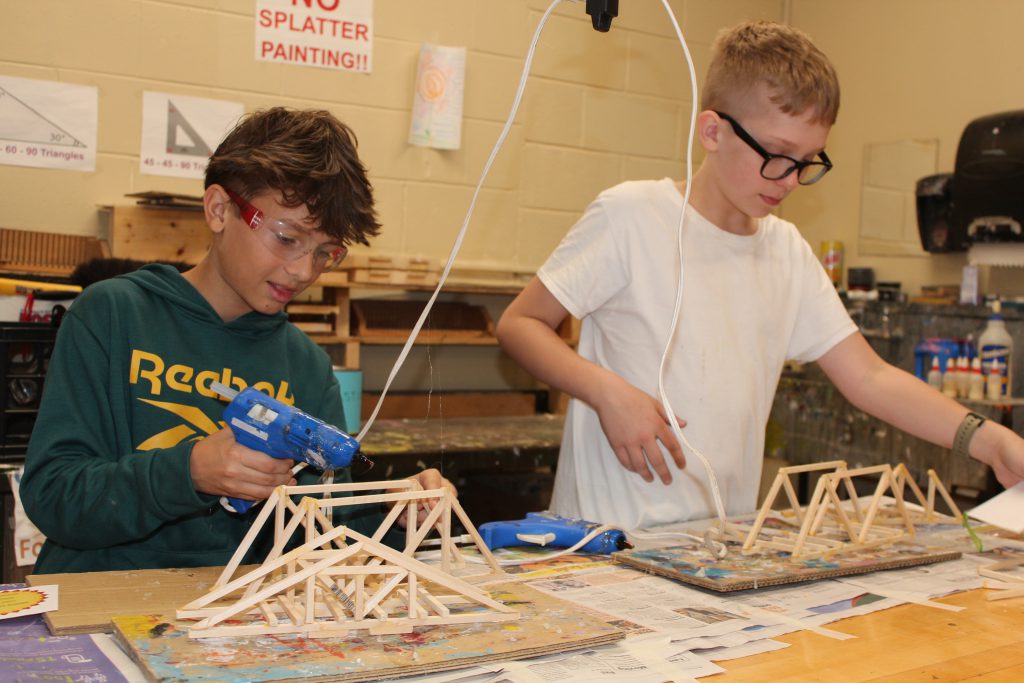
[21,108,450,574]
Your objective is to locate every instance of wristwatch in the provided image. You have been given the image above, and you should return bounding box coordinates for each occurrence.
[952,411,987,460]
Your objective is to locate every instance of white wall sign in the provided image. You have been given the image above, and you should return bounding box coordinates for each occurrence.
[409,44,466,150]
[140,92,244,179]
[255,0,373,73]
[0,75,97,172]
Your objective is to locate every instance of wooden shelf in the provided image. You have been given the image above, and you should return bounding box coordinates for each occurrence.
[355,335,499,346]
[294,269,530,370]
[306,335,501,347]
[312,271,526,296]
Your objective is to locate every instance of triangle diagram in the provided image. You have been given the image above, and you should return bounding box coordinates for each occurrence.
[166,100,212,157]
[0,87,86,148]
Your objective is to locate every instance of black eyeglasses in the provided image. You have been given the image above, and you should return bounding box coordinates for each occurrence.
[715,111,833,186]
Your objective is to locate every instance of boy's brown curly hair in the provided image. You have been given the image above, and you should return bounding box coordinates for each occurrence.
[205,107,380,246]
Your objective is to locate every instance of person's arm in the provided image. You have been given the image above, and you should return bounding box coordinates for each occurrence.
[817,332,1024,487]
[20,309,212,549]
[496,277,686,484]
[21,296,297,551]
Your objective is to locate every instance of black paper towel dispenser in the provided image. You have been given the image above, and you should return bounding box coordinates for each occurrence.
[918,110,1024,252]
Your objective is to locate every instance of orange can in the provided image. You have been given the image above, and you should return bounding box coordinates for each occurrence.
[820,240,844,287]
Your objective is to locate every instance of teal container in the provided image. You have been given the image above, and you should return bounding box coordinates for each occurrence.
[332,367,362,434]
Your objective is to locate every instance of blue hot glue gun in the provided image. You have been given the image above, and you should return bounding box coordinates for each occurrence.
[477,511,630,555]
[211,382,369,514]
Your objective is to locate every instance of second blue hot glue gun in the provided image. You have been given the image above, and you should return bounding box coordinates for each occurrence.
[478,511,630,555]
[211,382,370,514]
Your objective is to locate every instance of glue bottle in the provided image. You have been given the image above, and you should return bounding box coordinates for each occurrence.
[957,356,970,398]
[968,357,985,401]
[979,300,1014,398]
[942,357,958,398]
[927,356,943,391]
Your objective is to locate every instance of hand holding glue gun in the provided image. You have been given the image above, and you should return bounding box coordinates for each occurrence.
[190,382,370,514]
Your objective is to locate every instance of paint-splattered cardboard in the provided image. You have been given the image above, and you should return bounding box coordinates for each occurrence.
[613,540,960,592]
[112,581,623,682]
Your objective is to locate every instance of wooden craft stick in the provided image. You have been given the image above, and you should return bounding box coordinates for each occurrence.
[744,475,785,551]
[360,571,407,618]
[986,585,1024,601]
[449,496,505,573]
[181,525,354,611]
[244,498,322,600]
[780,476,804,525]
[777,461,848,474]
[792,475,830,556]
[928,469,963,519]
[215,488,282,587]
[282,479,416,495]
[342,527,514,613]
[198,547,356,629]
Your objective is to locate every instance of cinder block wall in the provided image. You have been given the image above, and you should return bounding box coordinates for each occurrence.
[0,0,783,271]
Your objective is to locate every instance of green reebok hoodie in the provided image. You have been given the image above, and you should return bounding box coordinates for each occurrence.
[22,264,390,573]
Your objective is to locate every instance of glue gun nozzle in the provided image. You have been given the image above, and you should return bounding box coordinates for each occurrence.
[356,452,374,471]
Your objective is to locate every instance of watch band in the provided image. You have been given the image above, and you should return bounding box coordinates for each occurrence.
[953,411,986,460]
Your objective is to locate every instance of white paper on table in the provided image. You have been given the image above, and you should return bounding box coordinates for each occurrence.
[498,644,699,683]
[692,638,791,662]
[969,481,1024,533]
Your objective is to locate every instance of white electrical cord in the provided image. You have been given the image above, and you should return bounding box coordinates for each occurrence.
[628,528,728,559]
[355,0,565,444]
[653,0,730,533]
[348,0,731,549]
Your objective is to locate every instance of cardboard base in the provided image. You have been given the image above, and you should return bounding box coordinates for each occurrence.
[613,540,961,592]
[112,581,623,683]
[29,565,241,634]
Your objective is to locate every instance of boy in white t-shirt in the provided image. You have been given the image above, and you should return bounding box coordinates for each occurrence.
[496,20,1024,530]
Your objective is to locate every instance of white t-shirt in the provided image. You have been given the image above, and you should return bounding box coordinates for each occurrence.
[538,178,856,530]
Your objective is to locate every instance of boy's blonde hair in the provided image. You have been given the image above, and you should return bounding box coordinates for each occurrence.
[701,20,839,125]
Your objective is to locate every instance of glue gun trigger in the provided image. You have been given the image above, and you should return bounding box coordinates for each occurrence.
[516,532,557,547]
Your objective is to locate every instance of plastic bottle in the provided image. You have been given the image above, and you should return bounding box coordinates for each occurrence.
[942,358,958,398]
[927,356,943,391]
[987,360,1003,401]
[957,356,970,398]
[969,357,985,401]
[979,300,1014,398]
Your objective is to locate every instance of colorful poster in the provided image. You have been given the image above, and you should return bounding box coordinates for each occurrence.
[0,585,57,620]
[0,75,97,171]
[409,44,466,150]
[140,92,243,179]
[255,0,373,73]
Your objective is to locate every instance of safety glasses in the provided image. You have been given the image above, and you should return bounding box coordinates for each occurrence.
[224,187,348,272]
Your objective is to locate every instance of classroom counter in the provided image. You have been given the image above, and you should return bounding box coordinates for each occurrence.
[358,414,564,524]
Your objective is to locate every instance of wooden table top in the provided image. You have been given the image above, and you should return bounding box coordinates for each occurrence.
[718,587,1024,682]
[31,564,1024,680]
